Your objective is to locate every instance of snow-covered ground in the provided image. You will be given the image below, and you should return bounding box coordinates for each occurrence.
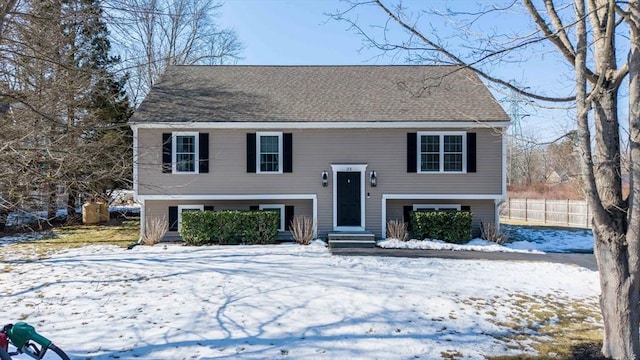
[379,224,594,254]
[1,242,599,360]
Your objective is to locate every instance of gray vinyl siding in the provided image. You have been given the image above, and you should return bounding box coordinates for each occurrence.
[137,127,503,238]
[137,127,503,195]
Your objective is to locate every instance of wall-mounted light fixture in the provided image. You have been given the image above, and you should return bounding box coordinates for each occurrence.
[370,171,377,187]
[321,171,329,187]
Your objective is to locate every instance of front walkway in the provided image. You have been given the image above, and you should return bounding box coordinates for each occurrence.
[330,247,598,271]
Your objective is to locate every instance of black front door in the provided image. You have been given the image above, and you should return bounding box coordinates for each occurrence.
[337,172,361,227]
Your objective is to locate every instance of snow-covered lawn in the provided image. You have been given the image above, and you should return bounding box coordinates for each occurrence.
[1,242,600,359]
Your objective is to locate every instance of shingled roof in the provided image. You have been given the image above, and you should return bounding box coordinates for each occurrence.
[130,65,509,124]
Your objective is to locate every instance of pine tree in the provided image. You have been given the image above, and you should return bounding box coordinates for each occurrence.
[63,0,133,220]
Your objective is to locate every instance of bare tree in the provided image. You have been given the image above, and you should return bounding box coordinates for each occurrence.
[333,0,640,357]
[0,0,18,41]
[1,0,132,225]
[507,131,547,186]
[104,0,243,103]
[544,134,582,185]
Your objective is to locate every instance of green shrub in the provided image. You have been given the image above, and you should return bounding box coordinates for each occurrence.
[180,210,279,246]
[213,210,244,245]
[180,211,216,246]
[241,211,279,245]
[410,210,473,244]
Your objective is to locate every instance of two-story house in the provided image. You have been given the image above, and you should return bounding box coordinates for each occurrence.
[130,65,510,243]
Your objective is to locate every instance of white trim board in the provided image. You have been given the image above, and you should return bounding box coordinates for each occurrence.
[382,194,503,201]
[412,204,461,211]
[138,194,316,201]
[502,132,508,199]
[131,121,510,130]
[132,126,139,201]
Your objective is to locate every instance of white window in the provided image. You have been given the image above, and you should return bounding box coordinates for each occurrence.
[259,204,285,231]
[417,132,465,173]
[177,204,204,231]
[173,132,199,174]
[257,132,282,174]
[413,204,461,212]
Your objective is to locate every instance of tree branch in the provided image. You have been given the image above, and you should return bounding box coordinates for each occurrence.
[370,0,574,102]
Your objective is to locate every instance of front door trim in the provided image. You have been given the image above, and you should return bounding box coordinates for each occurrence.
[331,164,367,231]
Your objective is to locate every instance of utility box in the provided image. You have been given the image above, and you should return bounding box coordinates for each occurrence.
[82,201,101,224]
[96,199,109,222]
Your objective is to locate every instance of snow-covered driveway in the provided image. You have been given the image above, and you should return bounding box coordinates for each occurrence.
[0,243,599,359]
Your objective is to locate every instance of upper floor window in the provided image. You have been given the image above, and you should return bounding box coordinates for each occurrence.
[173,132,199,173]
[257,132,282,173]
[162,132,209,174]
[418,132,466,173]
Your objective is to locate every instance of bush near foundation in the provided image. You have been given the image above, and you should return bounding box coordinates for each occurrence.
[180,211,216,245]
[410,211,473,244]
[180,210,279,245]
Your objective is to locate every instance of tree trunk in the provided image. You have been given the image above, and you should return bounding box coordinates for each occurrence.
[592,91,623,213]
[594,228,640,358]
[66,189,80,224]
[579,1,640,356]
[47,182,57,220]
[617,1,640,356]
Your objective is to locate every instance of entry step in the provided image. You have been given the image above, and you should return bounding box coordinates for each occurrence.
[328,232,376,248]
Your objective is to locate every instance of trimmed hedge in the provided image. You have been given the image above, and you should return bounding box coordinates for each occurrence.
[410,210,473,244]
[179,210,215,246]
[180,210,279,246]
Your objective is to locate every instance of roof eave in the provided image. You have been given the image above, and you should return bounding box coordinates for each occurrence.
[130,120,511,130]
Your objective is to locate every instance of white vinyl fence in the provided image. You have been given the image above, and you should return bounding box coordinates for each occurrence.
[500,198,592,229]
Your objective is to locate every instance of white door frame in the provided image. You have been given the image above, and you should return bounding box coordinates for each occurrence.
[331,164,367,231]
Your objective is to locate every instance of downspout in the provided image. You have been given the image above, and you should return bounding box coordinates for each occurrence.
[381,195,387,240]
[131,124,144,241]
[312,195,318,239]
[496,125,510,231]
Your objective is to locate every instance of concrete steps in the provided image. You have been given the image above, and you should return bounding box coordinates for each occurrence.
[327,231,376,248]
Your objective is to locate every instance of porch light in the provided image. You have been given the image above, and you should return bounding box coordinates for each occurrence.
[370,171,377,187]
[321,171,329,187]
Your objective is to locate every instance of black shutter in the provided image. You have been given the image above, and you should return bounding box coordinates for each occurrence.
[285,205,294,230]
[168,206,178,231]
[249,205,259,211]
[204,205,214,211]
[407,133,417,173]
[283,133,293,173]
[467,132,476,173]
[461,205,471,212]
[162,133,172,173]
[247,133,256,173]
[403,206,413,231]
[199,133,209,173]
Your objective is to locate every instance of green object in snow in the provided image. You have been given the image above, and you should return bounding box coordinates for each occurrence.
[8,322,52,350]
